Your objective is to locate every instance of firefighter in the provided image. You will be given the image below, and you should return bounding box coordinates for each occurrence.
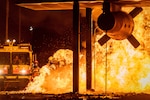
[31,60,40,80]
[48,56,58,70]
[13,55,22,65]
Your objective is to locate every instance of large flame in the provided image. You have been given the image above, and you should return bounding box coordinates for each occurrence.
[25,7,150,94]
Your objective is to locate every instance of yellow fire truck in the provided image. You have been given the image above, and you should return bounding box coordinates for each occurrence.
[0,43,33,90]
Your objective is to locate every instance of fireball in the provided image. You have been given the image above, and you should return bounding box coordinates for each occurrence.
[25,7,150,94]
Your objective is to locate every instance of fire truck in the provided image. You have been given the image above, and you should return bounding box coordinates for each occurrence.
[0,42,33,91]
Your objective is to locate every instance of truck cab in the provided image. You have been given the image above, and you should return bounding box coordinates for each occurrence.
[0,43,33,90]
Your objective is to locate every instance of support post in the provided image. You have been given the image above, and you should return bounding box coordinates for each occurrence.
[86,8,92,90]
[73,0,80,93]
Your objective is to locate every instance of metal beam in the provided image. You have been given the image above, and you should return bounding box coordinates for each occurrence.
[16,0,150,11]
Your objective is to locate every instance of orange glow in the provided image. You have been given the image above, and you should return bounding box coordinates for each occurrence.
[25,7,150,94]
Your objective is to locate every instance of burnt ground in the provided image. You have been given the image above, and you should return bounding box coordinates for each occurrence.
[0,92,150,100]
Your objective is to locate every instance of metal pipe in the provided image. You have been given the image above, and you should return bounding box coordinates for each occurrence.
[6,0,9,40]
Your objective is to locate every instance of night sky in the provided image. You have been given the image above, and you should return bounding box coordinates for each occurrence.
[0,0,87,66]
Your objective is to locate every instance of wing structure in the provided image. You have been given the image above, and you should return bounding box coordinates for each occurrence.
[127,7,143,48]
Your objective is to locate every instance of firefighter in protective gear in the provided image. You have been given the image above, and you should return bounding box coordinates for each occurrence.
[31,60,40,80]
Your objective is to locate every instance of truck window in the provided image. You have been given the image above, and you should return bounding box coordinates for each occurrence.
[12,52,30,65]
[0,52,10,65]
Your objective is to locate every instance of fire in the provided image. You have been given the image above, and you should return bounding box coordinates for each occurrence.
[25,7,150,94]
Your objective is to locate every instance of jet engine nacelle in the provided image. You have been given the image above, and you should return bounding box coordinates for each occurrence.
[97,1,142,48]
[97,11,134,40]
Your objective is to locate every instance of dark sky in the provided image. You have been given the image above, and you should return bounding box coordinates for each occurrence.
[0,1,75,46]
[0,0,73,42]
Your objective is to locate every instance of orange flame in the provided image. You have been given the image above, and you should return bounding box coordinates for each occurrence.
[25,7,150,94]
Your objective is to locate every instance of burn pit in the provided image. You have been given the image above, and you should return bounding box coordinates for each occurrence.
[0,7,150,100]
[25,7,150,94]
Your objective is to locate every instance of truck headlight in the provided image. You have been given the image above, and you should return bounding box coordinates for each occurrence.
[0,69,3,74]
[20,69,27,74]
